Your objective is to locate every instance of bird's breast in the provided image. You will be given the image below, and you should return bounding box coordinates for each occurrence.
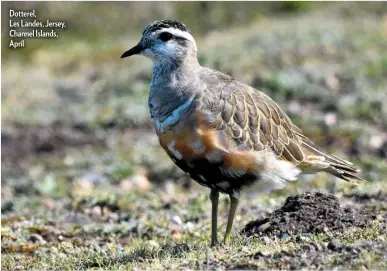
[157,108,260,173]
[157,112,218,162]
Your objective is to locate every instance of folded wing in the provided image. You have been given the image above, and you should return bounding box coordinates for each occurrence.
[199,68,364,184]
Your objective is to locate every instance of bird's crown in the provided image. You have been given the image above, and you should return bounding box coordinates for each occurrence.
[142,20,192,36]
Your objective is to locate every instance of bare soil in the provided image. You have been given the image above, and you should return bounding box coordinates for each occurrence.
[242,192,381,237]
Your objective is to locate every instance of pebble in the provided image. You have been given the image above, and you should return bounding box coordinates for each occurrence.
[29,233,46,244]
[90,206,102,217]
[171,215,183,225]
[324,73,340,91]
[311,241,323,251]
[302,244,316,251]
[256,250,271,257]
[109,212,119,222]
[344,246,360,254]
[257,222,271,232]
[260,236,271,245]
[120,171,152,192]
[183,221,195,232]
[327,239,342,251]
[295,235,311,243]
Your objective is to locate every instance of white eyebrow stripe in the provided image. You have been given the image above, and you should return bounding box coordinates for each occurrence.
[153,28,196,46]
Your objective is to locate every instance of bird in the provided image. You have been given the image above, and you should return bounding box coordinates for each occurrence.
[120,19,364,246]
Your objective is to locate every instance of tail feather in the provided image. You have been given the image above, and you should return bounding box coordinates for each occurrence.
[328,162,359,173]
[326,164,364,184]
[296,131,365,184]
[331,153,354,166]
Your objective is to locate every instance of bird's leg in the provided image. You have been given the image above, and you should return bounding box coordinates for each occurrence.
[209,189,219,247]
[224,195,239,245]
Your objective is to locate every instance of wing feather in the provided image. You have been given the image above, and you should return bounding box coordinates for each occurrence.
[199,68,364,183]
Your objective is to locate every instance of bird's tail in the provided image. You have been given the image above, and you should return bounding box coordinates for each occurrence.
[324,159,363,184]
[295,130,365,184]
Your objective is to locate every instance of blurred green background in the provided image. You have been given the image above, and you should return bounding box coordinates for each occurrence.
[2,1,387,269]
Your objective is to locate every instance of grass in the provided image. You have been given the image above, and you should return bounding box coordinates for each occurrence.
[2,219,386,270]
[2,180,387,270]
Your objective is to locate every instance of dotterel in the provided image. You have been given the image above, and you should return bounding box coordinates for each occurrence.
[121,20,363,246]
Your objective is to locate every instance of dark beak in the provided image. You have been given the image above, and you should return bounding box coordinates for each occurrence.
[120,43,144,58]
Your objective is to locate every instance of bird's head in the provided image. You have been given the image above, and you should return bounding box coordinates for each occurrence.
[121,20,197,65]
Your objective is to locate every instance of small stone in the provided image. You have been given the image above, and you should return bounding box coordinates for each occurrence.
[171,215,183,225]
[327,239,342,251]
[369,134,386,150]
[90,206,102,217]
[183,221,195,232]
[120,168,151,192]
[29,233,46,244]
[296,235,310,243]
[257,222,271,233]
[109,212,119,222]
[302,244,315,251]
[260,236,271,245]
[324,113,337,127]
[58,235,64,241]
[324,73,340,92]
[256,250,271,257]
[63,155,74,166]
[311,241,323,251]
[164,181,176,195]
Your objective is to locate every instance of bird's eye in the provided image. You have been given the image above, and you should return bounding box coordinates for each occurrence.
[159,32,173,42]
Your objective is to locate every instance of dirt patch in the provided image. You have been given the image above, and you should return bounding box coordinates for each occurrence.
[344,191,387,203]
[228,240,387,270]
[2,122,105,164]
[344,191,387,227]
[242,192,377,237]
